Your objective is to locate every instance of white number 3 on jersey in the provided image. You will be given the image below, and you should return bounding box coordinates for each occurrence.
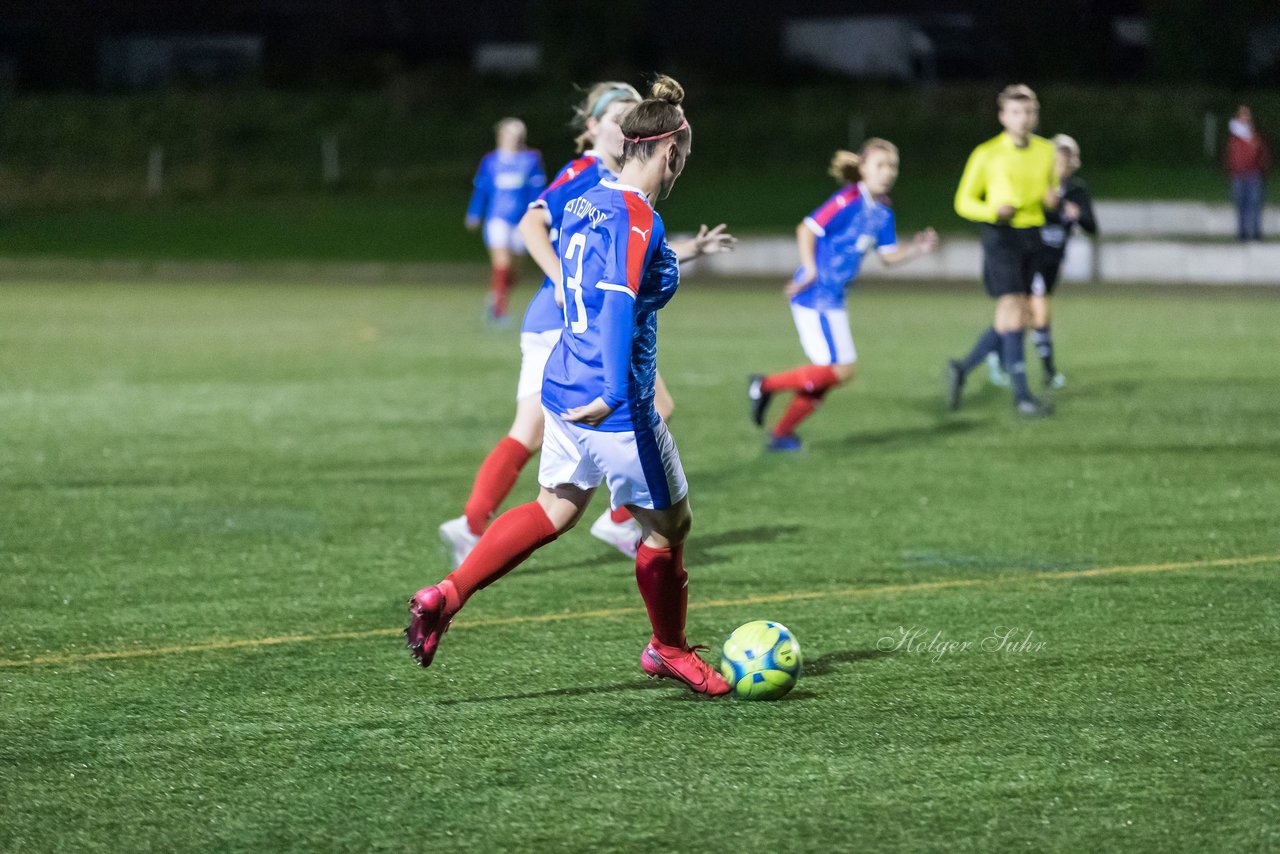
[562,232,588,333]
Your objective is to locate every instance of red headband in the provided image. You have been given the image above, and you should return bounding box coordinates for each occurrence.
[624,117,690,145]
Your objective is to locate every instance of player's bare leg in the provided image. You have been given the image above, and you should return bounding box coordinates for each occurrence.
[589,372,676,558]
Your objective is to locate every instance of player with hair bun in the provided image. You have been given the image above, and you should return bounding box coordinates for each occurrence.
[465,118,546,325]
[438,82,733,568]
[412,75,733,696]
[748,140,938,450]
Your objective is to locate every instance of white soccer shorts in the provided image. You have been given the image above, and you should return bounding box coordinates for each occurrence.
[484,218,527,253]
[539,407,688,511]
[515,329,562,400]
[791,303,857,366]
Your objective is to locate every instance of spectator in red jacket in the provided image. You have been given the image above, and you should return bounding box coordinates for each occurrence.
[1224,105,1271,241]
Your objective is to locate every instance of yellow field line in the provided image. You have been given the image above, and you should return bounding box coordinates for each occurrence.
[2,552,1276,670]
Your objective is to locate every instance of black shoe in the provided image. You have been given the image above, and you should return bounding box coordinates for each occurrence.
[747,374,772,426]
[945,360,966,411]
[1014,396,1054,418]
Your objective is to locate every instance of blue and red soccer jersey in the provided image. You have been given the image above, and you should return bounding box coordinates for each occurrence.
[466,149,546,226]
[794,182,898,310]
[542,179,679,433]
[521,151,616,334]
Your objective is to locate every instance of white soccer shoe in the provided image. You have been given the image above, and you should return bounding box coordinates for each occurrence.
[589,510,642,559]
[438,515,480,569]
[986,352,1010,387]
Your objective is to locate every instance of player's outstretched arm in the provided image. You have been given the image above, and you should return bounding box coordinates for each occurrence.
[670,223,737,262]
[879,228,940,266]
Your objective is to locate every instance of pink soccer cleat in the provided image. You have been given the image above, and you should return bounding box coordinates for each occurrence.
[641,640,731,696]
[405,586,452,668]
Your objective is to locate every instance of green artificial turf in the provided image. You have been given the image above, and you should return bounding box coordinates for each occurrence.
[2,276,1278,852]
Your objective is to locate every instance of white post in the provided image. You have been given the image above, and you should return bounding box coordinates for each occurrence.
[1204,111,1217,160]
[146,146,164,196]
[322,135,341,185]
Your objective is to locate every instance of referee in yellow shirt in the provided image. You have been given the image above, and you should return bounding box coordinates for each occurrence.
[946,84,1057,417]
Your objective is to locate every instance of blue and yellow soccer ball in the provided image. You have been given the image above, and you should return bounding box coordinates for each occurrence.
[720,621,802,700]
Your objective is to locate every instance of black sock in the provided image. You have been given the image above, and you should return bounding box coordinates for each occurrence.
[1001,330,1031,402]
[959,327,1001,373]
[1031,325,1055,378]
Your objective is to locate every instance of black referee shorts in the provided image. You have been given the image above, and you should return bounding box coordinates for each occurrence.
[1032,246,1066,296]
[980,224,1041,298]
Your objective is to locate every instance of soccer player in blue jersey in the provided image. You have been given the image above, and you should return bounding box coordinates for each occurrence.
[439,82,733,568]
[410,76,732,695]
[748,141,938,450]
[439,84,642,567]
[465,118,546,324]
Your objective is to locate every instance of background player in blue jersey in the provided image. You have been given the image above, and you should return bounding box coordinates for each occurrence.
[748,140,939,451]
[438,82,732,568]
[465,117,546,324]
[410,76,733,696]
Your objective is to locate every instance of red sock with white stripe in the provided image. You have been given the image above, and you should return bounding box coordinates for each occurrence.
[635,543,688,649]
[772,390,826,438]
[463,437,532,536]
[610,506,633,524]
[442,501,559,612]
[761,364,840,394]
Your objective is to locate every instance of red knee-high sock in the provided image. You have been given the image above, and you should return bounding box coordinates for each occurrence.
[464,437,532,536]
[610,506,633,524]
[635,543,688,649]
[761,364,840,394]
[444,501,558,611]
[489,266,517,317]
[772,390,827,438]
[488,266,504,313]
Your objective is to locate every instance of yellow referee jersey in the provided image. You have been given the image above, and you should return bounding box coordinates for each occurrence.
[954,133,1056,228]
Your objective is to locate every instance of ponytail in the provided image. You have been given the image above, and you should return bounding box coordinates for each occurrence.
[619,74,690,165]
[828,150,861,184]
[830,138,899,184]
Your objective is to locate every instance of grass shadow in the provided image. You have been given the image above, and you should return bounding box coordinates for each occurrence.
[818,418,982,450]
[802,647,891,678]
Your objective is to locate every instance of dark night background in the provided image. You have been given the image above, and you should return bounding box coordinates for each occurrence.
[1,1,1278,91]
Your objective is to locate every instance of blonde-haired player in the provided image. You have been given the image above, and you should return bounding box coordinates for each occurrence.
[411,76,735,696]
[748,140,938,450]
[439,81,733,567]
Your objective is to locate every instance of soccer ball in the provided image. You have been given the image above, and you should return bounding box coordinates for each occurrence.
[720,621,802,700]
